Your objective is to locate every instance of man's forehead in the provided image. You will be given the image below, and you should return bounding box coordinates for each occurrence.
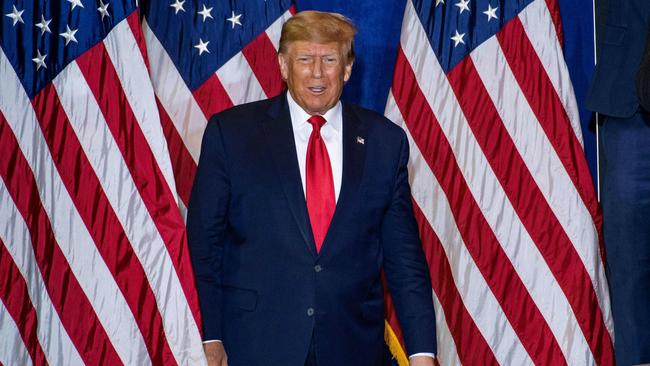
[288,41,343,54]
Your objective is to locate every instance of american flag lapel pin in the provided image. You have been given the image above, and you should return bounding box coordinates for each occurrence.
[356,136,365,145]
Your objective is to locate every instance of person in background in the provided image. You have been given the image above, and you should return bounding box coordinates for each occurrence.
[186,10,437,366]
[637,29,650,112]
[586,0,650,364]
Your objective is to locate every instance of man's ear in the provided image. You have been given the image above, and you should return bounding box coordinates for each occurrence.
[343,61,354,82]
[278,53,289,80]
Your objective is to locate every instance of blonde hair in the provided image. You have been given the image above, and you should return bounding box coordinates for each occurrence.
[279,11,357,63]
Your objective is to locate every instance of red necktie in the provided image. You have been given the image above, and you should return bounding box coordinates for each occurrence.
[306,115,335,253]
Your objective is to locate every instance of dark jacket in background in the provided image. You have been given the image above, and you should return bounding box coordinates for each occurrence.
[586,0,648,118]
[586,1,650,365]
[636,28,650,111]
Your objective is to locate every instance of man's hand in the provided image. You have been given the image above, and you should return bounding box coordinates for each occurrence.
[204,342,228,366]
[409,355,436,366]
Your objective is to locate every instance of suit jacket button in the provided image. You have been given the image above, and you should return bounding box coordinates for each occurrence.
[314,265,322,272]
[307,308,315,316]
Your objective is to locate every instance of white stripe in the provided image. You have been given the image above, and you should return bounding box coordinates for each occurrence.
[142,19,206,163]
[178,196,188,222]
[266,9,293,50]
[216,52,266,104]
[0,177,83,366]
[0,46,147,366]
[472,36,610,362]
[519,0,584,145]
[431,291,460,366]
[0,299,32,366]
[386,91,533,366]
[53,61,204,365]
[103,18,179,208]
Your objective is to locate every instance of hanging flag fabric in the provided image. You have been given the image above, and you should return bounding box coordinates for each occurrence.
[141,0,294,214]
[0,0,205,364]
[384,0,614,365]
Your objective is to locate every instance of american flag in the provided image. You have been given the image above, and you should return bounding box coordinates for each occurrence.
[384,0,614,365]
[0,0,217,364]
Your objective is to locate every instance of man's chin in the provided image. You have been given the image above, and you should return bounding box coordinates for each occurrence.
[302,102,335,115]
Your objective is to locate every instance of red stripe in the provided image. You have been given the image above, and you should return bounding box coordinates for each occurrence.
[392,47,566,365]
[192,74,234,119]
[75,38,202,329]
[497,18,613,365]
[412,201,499,366]
[0,110,121,365]
[289,5,296,15]
[156,97,197,207]
[242,32,286,98]
[0,238,48,366]
[31,80,176,364]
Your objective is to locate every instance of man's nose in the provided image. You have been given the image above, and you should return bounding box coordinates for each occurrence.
[311,58,323,78]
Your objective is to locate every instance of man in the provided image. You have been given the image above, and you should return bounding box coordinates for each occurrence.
[187,10,437,366]
[586,0,650,364]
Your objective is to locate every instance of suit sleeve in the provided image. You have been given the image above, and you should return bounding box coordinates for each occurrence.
[186,117,230,341]
[381,129,437,355]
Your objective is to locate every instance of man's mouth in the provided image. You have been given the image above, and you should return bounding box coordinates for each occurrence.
[308,86,326,94]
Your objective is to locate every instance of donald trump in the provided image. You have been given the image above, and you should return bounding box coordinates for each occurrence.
[187,10,437,366]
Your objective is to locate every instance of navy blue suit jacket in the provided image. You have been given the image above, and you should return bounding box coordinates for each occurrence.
[586,0,650,118]
[186,93,437,365]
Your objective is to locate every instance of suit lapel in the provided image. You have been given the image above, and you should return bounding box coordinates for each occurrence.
[319,103,367,256]
[261,94,317,257]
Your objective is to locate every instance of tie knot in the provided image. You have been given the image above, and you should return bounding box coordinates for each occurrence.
[307,115,326,131]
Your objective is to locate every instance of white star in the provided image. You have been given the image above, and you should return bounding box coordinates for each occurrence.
[455,0,470,14]
[483,4,498,21]
[35,15,52,35]
[198,4,213,22]
[5,5,24,26]
[451,30,465,47]
[436,0,445,6]
[68,0,84,10]
[226,11,242,29]
[97,0,110,20]
[59,25,79,46]
[194,38,210,55]
[170,0,185,14]
[32,50,47,70]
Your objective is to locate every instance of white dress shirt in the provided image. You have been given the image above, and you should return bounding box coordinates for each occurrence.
[286,92,343,202]
[205,94,434,360]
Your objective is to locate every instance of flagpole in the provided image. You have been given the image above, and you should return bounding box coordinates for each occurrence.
[592,0,601,202]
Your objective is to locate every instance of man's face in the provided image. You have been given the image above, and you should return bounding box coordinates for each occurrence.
[279,40,353,115]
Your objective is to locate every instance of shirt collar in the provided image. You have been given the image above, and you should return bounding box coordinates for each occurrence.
[286,91,342,133]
